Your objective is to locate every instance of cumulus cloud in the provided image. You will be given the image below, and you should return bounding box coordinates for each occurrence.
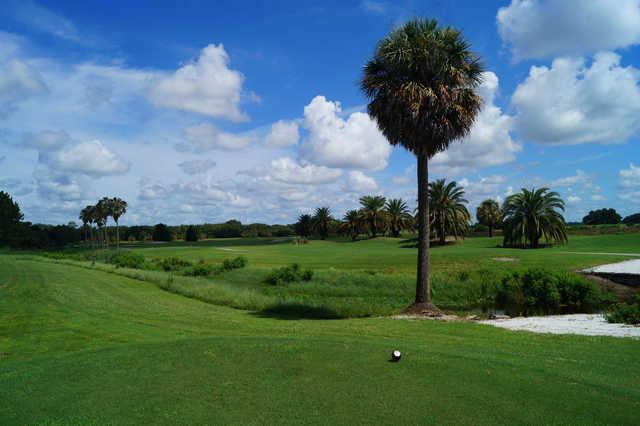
[461,175,507,198]
[50,140,130,177]
[431,72,521,174]
[301,95,391,171]
[344,171,378,193]
[269,157,342,185]
[512,52,640,145]
[184,123,254,151]
[497,0,640,60]
[35,170,86,201]
[265,120,299,147]
[149,44,248,121]
[178,158,217,175]
[138,181,170,200]
[550,170,591,187]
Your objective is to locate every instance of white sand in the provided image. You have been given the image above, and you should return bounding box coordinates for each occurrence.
[480,314,640,338]
[582,259,640,275]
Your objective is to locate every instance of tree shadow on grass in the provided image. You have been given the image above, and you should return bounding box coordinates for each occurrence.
[251,302,342,320]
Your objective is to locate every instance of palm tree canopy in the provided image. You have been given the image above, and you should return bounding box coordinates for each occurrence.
[361,18,484,157]
[359,195,386,212]
[502,187,567,248]
[110,197,127,222]
[429,179,470,240]
[476,199,502,227]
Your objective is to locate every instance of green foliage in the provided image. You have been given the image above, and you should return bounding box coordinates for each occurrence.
[264,263,314,285]
[155,256,193,271]
[221,255,248,271]
[496,269,605,316]
[109,251,146,269]
[152,223,173,242]
[476,199,502,236]
[385,198,414,237]
[606,295,640,325]
[294,214,313,238]
[182,260,215,277]
[582,208,621,225]
[359,195,387,238]
[312,207,333,240]
[622,213,640,224]
[502,187,568,248]
[185,225,199,242]
[0,190,24,244]
[429,179,470,244]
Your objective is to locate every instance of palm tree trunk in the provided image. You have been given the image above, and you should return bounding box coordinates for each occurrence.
[489,226,493,238]
[440,212,446,245]
[413,153,435,310]
[116,221,119,251]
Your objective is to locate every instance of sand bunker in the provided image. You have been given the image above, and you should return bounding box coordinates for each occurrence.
[481,314,640,338]
[582,259,640,275]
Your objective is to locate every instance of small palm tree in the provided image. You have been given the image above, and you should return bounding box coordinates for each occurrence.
[110,197,127,251]
[359,195,387,238]
[502,188,568,248]
[95,198,110,249]
[342,209,363,241]
[79,205,96,248]
[312,207,333,240]
[429,179,470,245]
[385,198,414,237]
[294,214,313,238]
[476,199,502,237]
[362,18,483,311]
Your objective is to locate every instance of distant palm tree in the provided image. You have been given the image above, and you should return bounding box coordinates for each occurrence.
[96,198,111,249]
[294,214,313,238]
[429,179,470,245]
[385,198,414,237]
[362,18,483,311]
[342,209,363,241]
[359,195,387,238]
[110,197,127,251]
[312,207,333,240]
[476,199,502,237]
[502,188,568,248]
[79,205,95,248]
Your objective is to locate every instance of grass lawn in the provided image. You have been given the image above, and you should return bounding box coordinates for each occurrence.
[1,255,639,424]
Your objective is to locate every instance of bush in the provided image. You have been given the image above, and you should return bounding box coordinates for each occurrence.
[183,261,215,277]
[496,268,605,316]
[185,225,199,242]
[152,223,173,242]
[109,251,146,269]
[264,263,314,285]
[606,295,640,325]
[155,256,192,272]
[221,256,248,271]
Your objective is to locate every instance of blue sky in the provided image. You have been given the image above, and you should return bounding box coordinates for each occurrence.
[1,0,639,225]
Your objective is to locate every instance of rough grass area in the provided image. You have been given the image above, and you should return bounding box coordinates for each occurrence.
[1,257,639,425]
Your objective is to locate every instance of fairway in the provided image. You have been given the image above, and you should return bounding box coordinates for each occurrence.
[2,255,639,424]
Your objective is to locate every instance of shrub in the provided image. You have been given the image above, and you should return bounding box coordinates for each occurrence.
[606,295,640,325]
[496,268,605,316]
[155,256,192,272]
[185,225,199,242]
[182,260,215,277]
[264,263,314,285]
[152,223,173,242]
[221,256,248,272]
[109,251,146,269]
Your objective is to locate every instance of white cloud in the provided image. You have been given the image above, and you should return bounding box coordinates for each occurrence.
[7,0,82,43]
[463,175,507,197]
[361,0,388,14]
[35,170,86,201]
[512,53,640,145]
[265,120,299,147]
[184,123,254,151]
[178,158,217,175]
[591,194,606,201]
[497,0,640,60]
[138,181,170,200]
[567,195,582,204]
[269,157,342,185]
[431,72,521,174]
[345,171,378,193]
[50,140,129,177]
[301,95,391,171]
[619,163,640,188]
[149,44,248,121]
[0,58,47,114]
[550,170,590,187]
[22,130,72,151]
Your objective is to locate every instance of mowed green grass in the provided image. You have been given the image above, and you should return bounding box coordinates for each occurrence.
[2,255,640,424]
[124,234,640,274]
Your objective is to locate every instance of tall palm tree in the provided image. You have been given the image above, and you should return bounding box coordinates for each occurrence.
[359,195,387,238]
[79,205,95,248]
[95,198,110,250]
[362,18,483,311]
[476,199,502,237]
[429,179,470,245]
[342,209,363,241]
[294,214,313,238]
[312,207,333,240]
[385,198,414,237]
[110,197,127,251]
[502,188,568,248]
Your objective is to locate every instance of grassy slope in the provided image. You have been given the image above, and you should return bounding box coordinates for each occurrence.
[2,256,639,424]
[124,234,640,273]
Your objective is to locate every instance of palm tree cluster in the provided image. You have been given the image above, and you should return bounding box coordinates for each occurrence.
[79,197,127,251]
[428,179,470,245]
